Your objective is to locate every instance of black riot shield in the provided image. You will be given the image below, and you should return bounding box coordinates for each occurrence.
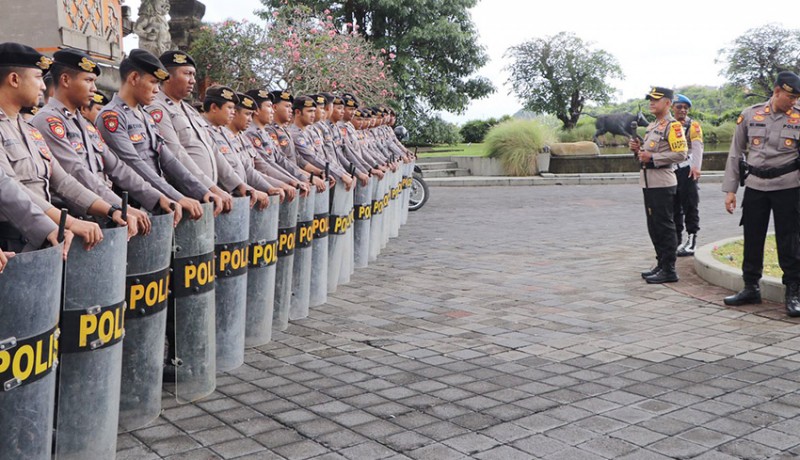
[327,181,349,293]
[290,188,316,321]
[353,179,373,269]
[173,202,216,403]
[338,184,354,285]
[369,176,384,262]
[245,195,279,347]
[57,227,127,459]
[309,185,329,307]
[0,245,61,460]
[273,197,298,331]
[119,212,173,432]
[214,197,250,372]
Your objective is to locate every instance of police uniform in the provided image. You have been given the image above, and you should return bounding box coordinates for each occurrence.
[95,49,210,203]
[243,89,302,184]
[0,167,57,250]
[289,97,331,174]
[671,94,704,256]
[264,90,310,170]
[638,87,688,284]
[722,72,800,314]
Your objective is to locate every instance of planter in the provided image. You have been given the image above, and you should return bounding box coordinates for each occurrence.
[535,152,551,174]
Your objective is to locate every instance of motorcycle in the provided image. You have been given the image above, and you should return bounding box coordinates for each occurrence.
[409,165,428,211]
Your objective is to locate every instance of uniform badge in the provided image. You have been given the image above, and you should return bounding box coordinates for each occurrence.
[151,109,163,123]
[130,133,144,142]
[268,132,278,142]
[47,117,66,139]
[154,69,169,81]
[754,115,765,121]
[220,146,231,154]
[173,54,188,64]
[86,124,96,133]
[102,112,119,132]
[737,115,743,125]
[786,139,795,147]
[649,141,656,148]
[78,57,96,73]
[753,138,761,146]
[30,128,44,141]
[251,137,262,148]
[765,106,771,113]
[280,140,288,146]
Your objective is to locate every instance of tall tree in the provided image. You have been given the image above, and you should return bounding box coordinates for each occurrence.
[257,0,494,117]
[506,32,622,130]
[717,24,800,96]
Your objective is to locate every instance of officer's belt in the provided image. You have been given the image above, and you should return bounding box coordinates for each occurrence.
[642,162,672,170]
[747,161,800,179]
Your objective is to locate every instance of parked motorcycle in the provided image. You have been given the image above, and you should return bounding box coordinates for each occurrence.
[409,165,428,211]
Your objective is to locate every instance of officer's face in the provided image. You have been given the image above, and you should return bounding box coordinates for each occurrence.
[13,68,45,108]
[316,106,326,122]
[65,71,98,108]
[274,101,292,124]
[331,104,344,121]
[672,103,689,122]
[296,106,316,126]
[81,103,102,124]
[648,97,670,116]
[133,73,161,105]
[773,88,799,113]
[259,101,274,124]
[232,108,253,131]
[168,66,196,98]
[343,106,355,121]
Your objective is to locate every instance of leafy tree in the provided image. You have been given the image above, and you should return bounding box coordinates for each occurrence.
[717,24,800,95]
[459,115,512,143]
[257,0,494,116]
[405,114,462,146]
[505,32,622,130]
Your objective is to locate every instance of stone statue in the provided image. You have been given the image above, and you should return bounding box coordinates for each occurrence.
[134,0,172,55]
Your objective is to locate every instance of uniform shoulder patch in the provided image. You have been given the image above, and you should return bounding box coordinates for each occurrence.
[46,116,66,139]
[737,114,743,125]
[250,136,262,148]
[102,111,119,132]
[690,121,703,142]
[150,109,163,123]
[668,122,688,152]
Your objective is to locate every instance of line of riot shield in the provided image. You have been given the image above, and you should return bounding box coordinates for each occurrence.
[381,171,392,248]
[309,184,330,307]
[0,244,61,460]
[401,162,412,225]
[118,211,173,432]
[214,197,250,372]
[290,188,316,320]
[327,181,349,293]
[56,227,127,459]
[353,179,373,269]
[245,195,279,347]
[338,184,354,285]
[369,176,384,262]
[172,202,216,403]
[391,168,403,238]
[273,197,298,331]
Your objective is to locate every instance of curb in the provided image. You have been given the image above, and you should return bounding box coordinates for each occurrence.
[693,236,785,303]
[426,172,725,187]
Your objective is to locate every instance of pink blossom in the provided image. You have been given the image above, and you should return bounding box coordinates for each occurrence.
[327,15,333,20]
[328,30,336,38]
[272,11,279,17]
[381,48,386,53]
[389,53,396,59]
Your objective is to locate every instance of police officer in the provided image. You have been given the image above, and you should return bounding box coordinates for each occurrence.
[95,49,221,221]
[80,90,108,124]
[338,94,385,179]
[309,93,357,188]
[722,72,800,315]
[671,94,704,257]
[629,87,688,284]
[290,95,343,189]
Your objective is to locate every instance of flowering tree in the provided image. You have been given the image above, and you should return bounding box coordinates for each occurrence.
[189,20,272,91]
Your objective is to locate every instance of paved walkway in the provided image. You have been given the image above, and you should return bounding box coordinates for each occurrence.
[118,183,800,460]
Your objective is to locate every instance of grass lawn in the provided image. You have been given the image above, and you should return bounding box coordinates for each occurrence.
[713,235,781,278]
[417,143,488,158]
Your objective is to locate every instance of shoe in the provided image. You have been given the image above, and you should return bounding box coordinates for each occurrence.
[724,284,761,306]
[163,357,182,383]
[645,265,678,284]
[677,233,697,257]
[641,265,661,279]
[787,283,800,317]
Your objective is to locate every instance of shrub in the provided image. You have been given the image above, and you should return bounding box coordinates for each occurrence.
[406,114,462,146]
[703,121,735,145]
[485,119,557,176]
[459,115,512,143]
[557,123,596,143]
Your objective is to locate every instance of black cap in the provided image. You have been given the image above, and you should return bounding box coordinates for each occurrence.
[270,90,293,104]
[645,86,673,101]
[332,94,344,105]
[159,50,196,69]
[53,48,101,76]
[125,49,170,81]
[775,71,800,96]
[341,93,358,107]
[245,89,271,106]
[204,85,239,106]
[292,96,316,111]
[319,92,335,105]
[236,92,257,110]
[309,94,327,106]
[0,42,53,74]
[90,90,109,106]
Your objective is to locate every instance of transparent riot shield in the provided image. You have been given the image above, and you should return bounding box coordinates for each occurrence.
[290,188,316,321]
[172,202,216,403]
[339,186,355,284]
[391,168,402,238]
[369,176,384,261]
[214,197,250,372]
[273,197,298,331]
[353,179,373,268]
[309,185,329,307]
[57,227,127,459]
[0,244,61,460]
[382,172,393,247]
[245,195,279,347]
[327,182,349,293]
[119,212,173,432]
[401,162,412,225]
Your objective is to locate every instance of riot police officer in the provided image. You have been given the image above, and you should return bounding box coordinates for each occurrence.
[671,94,704,257]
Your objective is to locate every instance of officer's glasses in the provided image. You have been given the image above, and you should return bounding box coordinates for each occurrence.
[673,104,689,111]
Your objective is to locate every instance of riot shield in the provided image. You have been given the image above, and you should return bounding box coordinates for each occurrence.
[119,212,173,432]
[390,168,402,238]
[273,197,298,331]
[382,171,393,247]
[401,162,412,225]
[0,245,61,460]
[290,188,316,320]
[56,227,127,459]
[338,185,354,285]
[369,176,384,261]
[353,179,372,268]
[172,202,216,403]
[309,185,329,307]
[214,197,250,372]
[327,182,349,293]
[245,195,279,347]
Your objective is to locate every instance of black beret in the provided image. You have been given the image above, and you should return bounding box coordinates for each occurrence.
[159,50,196,68]
[270,90,293,104]
[292,96,316,111]
[90,90,110,106]
[125,49,170,81]
[775,71,800,96]
[645,86,673,101]
[204,85,239,105]
[309,94,327,106]
[0,42,53,74]
[331,94,344,105]
[236,92,257,110]
[245,89,271,106]
[319,92,334,105]
[341,93,358,107]
[53,48,101,76]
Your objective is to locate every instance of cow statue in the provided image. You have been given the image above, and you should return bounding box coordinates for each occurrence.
[592,112,649,146]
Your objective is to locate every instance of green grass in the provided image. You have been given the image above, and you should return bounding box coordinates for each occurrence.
[713,236,781,278]
[418,143,489,158]
[485,119,557,176]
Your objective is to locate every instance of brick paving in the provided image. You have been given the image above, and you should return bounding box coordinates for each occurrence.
[117,183,800,459]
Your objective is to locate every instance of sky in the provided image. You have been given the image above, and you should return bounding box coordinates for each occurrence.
[124,0,783,124]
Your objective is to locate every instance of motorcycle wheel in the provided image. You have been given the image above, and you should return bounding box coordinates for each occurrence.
[409,174,429,211]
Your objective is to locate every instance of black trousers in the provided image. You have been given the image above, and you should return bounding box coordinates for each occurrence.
[741,187,800,286]
[643,186,677,268]
[673,165,700,239]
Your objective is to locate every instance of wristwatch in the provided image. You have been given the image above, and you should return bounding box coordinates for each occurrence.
[107,204,122,219]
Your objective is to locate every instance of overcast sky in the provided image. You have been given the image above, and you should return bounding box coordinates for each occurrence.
[124,0,783,123]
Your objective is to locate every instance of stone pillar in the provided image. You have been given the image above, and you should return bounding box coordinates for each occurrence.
[169,0,206,51]
[133,0,173,56]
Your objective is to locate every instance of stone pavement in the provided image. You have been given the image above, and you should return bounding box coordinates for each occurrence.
[117,183,800,460]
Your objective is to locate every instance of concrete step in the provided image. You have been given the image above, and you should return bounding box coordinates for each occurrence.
[417,161,459,171]
[425,171,725,187]
[422,168,472,178]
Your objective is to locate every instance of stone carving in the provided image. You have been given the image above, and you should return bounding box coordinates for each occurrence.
[134,0,172,55]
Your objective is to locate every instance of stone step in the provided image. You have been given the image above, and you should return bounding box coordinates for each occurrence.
[417,161,459,171]
[422,168,472,178]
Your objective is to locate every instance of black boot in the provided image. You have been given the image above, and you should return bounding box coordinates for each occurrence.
[724,284,761,306]
[641,265,661,279]
[677,233,697,257]
[646,265,678,284]
[786,283,800,317]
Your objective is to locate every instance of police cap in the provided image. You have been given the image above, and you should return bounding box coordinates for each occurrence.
[673,94,692,107]
[645,86,673,101]
[0,42,53,74]
[341,93,358,107]
[53,48,101,76]
[159,50,196,69]
[309,94,327,106]
[319,92,335,105]
[236,92,257,110]
[125,49,170,81]
[245,89,271,107]
[331,94,344,105]
[90,90,110,106]
[204,85,239,106]
[292,96,316,111]
[270,90,293,104]
[775,71,800,96]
